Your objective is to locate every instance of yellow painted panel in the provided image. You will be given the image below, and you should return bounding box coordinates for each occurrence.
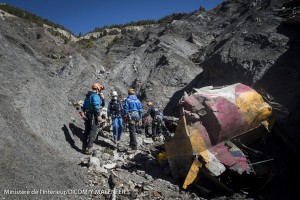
[183,157,202,189]
[189,127,209,163]
[236,91,272,128]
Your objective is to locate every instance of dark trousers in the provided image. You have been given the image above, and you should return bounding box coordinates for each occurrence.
[128,120,138,148]
[145,125,150,136]
[83,113,99,150]
[144,120,151,137]
[152,121,162,137]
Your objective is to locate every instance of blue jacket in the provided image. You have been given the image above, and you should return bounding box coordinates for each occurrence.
[83,91,102,115]
[124,95,143,118]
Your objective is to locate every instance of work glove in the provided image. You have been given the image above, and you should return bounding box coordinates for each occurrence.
[138,119,143,127]
[79,111,87,121]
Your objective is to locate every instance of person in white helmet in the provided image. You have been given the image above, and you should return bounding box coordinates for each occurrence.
[107,91,124,146]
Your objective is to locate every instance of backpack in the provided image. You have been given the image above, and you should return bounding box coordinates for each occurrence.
[154,107,160,115]
[153,107,163,123]
[109,100,122,116]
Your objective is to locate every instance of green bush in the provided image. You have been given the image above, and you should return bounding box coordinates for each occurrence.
[76,39,95,48]
[106,36,120,51]
[47,28,71,44]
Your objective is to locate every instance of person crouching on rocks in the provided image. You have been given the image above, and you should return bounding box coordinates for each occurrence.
[107,91,124,147]
[82,82,104,154]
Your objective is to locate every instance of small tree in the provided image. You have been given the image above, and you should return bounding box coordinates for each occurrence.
[199,6,206,12]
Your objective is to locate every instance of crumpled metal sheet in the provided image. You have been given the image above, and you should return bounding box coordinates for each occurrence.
[165,83,273,189]
[184,83,272,145]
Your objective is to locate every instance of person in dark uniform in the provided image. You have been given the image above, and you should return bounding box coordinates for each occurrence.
[143,101,163,140]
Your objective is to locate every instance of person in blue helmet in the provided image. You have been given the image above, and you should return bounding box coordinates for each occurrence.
[107,91,124,147]
[123,88,143,151]
[82,82,104,154]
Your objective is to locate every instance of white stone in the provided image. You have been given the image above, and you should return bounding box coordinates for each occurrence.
[89,157,100,168]
[104,163,116,169]
[143,138,153,144]
[95,166,108,174]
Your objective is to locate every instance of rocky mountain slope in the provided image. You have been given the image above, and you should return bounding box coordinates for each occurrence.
[0,0,299,199]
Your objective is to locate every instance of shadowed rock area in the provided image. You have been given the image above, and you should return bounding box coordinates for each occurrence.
[0,0,299,199]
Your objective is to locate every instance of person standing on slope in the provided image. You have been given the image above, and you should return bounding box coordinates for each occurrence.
[123,88,143,151]
[107,91,124,146]
[82,82,104,154]
[143,101,164,141]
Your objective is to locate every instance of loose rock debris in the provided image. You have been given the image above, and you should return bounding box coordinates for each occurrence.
[79,133,188,200]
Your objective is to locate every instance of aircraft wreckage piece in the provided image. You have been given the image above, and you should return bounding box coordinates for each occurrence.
[164,83,274,191]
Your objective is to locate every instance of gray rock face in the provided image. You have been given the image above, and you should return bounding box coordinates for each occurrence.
[0,16,88,198]
[0,0,300,199]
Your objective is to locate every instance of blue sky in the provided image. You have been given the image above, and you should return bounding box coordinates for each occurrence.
[3,0,224,35]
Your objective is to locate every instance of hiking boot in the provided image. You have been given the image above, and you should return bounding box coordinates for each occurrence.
[85,148,93,155]
[132,146,137,150]
[127,146,137,153]
[112,141,119,149]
